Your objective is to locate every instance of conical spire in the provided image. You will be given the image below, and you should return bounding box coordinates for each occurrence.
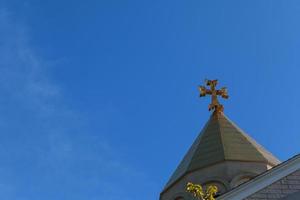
[160,80,280,199]
[163,112,280,191]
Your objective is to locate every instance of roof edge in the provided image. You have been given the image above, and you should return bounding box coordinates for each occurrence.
[161,113,214,191]
[221,113,281,165]
[218,154,300,200]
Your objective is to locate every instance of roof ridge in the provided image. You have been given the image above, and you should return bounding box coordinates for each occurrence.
[186,114,214,171]
[221,113,280,165]
[216,112,227,162]
[162,116,212,191]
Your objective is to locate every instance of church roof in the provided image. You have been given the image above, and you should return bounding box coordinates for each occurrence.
[163,111,280,191]
[219,154,300,200]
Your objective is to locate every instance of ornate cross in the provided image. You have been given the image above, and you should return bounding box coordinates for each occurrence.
[198,79,229,113]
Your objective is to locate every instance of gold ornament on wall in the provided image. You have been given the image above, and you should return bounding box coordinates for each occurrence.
[186,182,218,200]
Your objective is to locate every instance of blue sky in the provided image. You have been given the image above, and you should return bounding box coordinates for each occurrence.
[0,0,300,200]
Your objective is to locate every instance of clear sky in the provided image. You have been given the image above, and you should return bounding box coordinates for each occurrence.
[0,0,299,200]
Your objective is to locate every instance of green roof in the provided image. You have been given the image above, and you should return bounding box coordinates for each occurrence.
[164,112,280,190]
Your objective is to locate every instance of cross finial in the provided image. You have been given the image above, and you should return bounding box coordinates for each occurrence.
[198,79,229,113]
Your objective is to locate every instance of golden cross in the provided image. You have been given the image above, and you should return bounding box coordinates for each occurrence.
[198,79,229,113]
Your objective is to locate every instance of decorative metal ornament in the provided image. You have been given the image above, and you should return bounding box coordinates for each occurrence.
[186,182,218,200]
[198,79,229,113]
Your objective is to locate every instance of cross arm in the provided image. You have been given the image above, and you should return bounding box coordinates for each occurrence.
[199,86,212,97]
[216,87,229,99]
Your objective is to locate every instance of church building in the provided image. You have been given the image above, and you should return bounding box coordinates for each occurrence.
[160,80,300,200]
